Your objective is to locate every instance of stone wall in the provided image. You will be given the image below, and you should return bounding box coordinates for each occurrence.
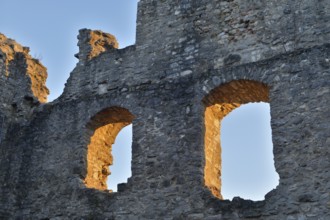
[0,0,329,219]
[0,33,49,217]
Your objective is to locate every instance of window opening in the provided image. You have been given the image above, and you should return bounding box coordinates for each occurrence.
[203,80,279,200]
[84,107,134,192]
[221,103,279,200]
[107,124,132,192]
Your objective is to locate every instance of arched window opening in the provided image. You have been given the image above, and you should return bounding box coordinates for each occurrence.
[203,80,279,200]
[107,124,133,192]
[221,103,279,200]
[84,107,134,192]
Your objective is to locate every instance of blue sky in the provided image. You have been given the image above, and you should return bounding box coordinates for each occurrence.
[0,0,138,101]
[1,0,278,200]
[221,103,279,200]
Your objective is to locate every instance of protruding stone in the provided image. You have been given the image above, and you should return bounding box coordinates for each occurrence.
[76,29,119,62]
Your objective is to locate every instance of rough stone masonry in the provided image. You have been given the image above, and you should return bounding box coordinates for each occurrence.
[0,0,330,219]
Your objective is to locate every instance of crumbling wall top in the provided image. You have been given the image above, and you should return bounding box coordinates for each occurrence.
[0,33,49,103]
[75,29,119,63]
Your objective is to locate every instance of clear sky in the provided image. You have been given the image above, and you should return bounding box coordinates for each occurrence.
[1,0,278,200]
[221,103,279,200]
[0,0,139,101]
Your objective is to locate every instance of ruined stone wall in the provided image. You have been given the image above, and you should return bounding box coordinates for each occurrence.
[0,34,49,128]
[0,33,49,217]
[0,0,329,219]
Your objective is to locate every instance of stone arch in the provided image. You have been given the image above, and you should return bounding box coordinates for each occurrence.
[202,80,269,199]
[84,106,135,191]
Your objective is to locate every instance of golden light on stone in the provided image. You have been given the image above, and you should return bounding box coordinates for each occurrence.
[84,107,134,191]
[0,33,49,102]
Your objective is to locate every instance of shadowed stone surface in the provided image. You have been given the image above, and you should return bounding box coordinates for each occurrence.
[0,0,329,219]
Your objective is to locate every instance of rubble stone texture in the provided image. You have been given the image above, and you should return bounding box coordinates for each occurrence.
[0,0,329,219]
